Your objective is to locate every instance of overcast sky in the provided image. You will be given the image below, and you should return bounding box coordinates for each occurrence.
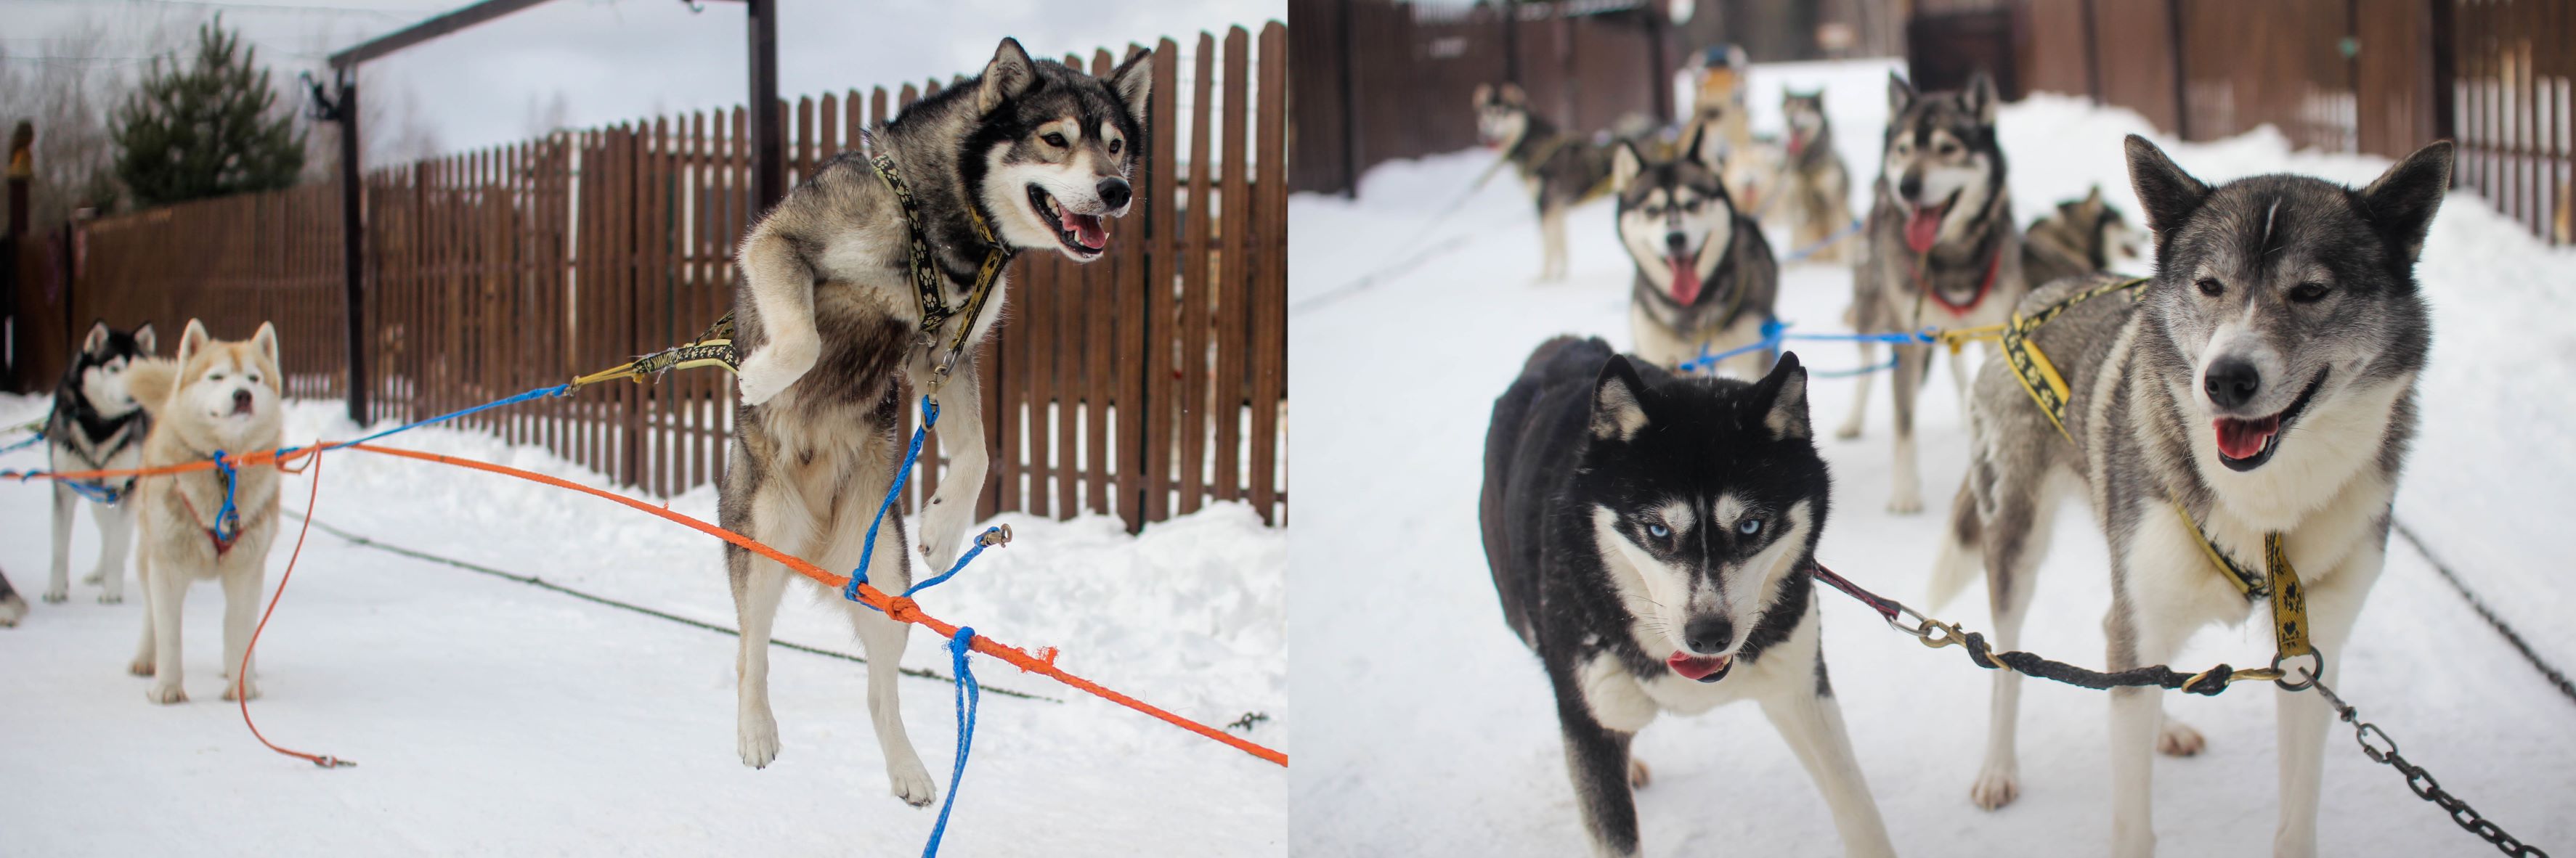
[1,0,1284,161]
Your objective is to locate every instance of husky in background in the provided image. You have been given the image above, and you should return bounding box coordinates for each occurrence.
[46,321,157,605]
[1778,89,1856,263]
[2022,184,2148,287]
[1474,82,1615,282]
[1841,72,2026,513]
[1611,128,1779,377]
[1929,136,2453,857]
[121,320,285,704]
[721,37,1148,805]
[1481,338,1894,858]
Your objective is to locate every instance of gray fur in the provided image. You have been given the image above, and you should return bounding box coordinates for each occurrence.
[44,320,156,605]
[1474,83,1617,282]
[1779,89,1856,263]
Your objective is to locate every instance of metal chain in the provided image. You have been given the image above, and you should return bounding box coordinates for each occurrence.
[2306,674,2548,857]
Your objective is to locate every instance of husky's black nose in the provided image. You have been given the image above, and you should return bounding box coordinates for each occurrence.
[1898,173,1923,202]
[1683,616,1734,655]
[232,389,253,412]
[2205,358,2261,409]
[1665,232,1689,255]
[1096,177,1131,210]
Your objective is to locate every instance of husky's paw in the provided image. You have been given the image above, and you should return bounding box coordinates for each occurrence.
[887,758,938,807]
[1835,423,1864,441]
[2158,718,2206,757]
[1628,758,1651,789]
[0,595,25,627]
[129,655,155,677]
[145,682,187,705]
[1969,764,2019,810]
[82,569,105,585]
[97,592,123,605]
[734,340,819,407]
[737,714,781,769]
[916,507,968,573]
[41,584,68,604]
[221,678,259,702]
[1886,493,1925,515]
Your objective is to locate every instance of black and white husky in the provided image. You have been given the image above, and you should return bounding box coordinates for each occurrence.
[720,38,1147,805]
[1480,337,1893,858]
[1611,128,1779,377]
[45,321,158,605]
[1930,136,2453,857]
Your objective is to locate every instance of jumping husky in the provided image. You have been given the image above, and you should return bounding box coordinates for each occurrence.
[1481,338,1893,858]
[122,320,285,704]
[1840,72,2026,514]
[1929,136,2453,857]
[1474,82,1614,282]
[720,38,1148,805]
[44,322,156,605]
[1610,129,1779,377]
[1778,89,1856,264]
[2022,184,2148,288]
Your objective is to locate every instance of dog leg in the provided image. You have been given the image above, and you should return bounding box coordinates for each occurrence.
[93,502,134,604]
[1947,344,1974,406]
[218,555,264,701]
[1886,343,1928,514]
[837,514,936,807]
[1836,340,1875,440]
[129,552,156,674]
[911,357,988,575]
[1540,207,1569,282]
[2104,584,2195,858]
[45,481,74,602]
[729,536,792,769]
[2157,711,2205,756]
[732,231,823,407]
[1969,475,2057,810]
[1558,708,1641,858]
[145,551,189,703]
[2275,550,2378,858]
[1762,663,1897,857]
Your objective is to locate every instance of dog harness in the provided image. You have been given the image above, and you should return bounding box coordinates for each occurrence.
[174,459,245,557]
[1998,274,2319,688]
[567,139,1015,401]
[1911,236,2005,318]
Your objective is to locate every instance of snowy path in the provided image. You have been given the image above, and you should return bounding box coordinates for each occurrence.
[0,401,1285,857]
[1288,61,2576,856]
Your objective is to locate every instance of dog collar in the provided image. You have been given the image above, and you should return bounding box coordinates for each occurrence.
[1911,231,2006,319]
[869,148,1015,393]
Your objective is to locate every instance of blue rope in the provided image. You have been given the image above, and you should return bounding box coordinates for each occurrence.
[842,396,938,604]
[0,430,44,456]
[1779,217,1865,263]
[1675,318,1788,375]
[1673,319,1946,377]
[921,626,982,858]
[1810,356,1901,378]
[62,478,121,504]
[210,451,241,542]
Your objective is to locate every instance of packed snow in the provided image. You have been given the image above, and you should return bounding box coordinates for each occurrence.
[1289,59,2576,856]
[0,399,1285,856]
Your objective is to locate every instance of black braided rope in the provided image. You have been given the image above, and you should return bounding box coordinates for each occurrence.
[1956,631,2238,696]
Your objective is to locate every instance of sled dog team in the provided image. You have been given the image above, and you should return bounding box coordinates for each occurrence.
[1478,69,2453,857]
[10,38,1147,812]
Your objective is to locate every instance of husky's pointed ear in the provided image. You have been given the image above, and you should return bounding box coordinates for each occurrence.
[1109,45,1152,126]
[1757,352,1812,441]
[1963,71,1999,125]
[2357,140,2453,266]
[2123,134,2209,242]
[1590,355,1650,441]
[977,38,1037,115]
[1611,141,1646,194]
[133,322,156,356]
[1887,73,1916,115]
[175,319,210,367]
[1500,82,1527,106]
[1472,82,1493,107]
[251,322,278,367]
[2082,184,2104,208]
[83,320,109,354]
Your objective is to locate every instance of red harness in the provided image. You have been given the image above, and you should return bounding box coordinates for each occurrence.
[177,488,239,557]
[1917,242,2005,317]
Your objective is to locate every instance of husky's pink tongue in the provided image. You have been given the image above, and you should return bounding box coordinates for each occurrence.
[1903,204,1946,253]
[1787,129,1809,158]
[1667,253,1702,305]
[1667,652,1731,682]
[2214,415,2280,459]
[1059,207,1108,250]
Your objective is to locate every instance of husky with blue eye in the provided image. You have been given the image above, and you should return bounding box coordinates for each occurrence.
[1479,337,1893,858]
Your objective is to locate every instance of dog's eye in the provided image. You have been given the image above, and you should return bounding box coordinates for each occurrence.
[1681,198,1701,211]
[1646,523,1671,539]
[1108,139,1123,155]
[2196,278,2224,297]
[1042,133,1069,148]
[1737,518,1762,536]
[2288,282,2330,303]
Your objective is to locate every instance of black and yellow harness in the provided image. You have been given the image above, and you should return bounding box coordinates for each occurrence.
[570,148,1013,401]
[1994,275,2318,689]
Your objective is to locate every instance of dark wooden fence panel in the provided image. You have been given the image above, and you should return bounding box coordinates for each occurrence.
[2451,0,2572,244]
[54,25,1288,529]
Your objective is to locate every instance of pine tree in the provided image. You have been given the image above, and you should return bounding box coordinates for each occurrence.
[112,17,306,208]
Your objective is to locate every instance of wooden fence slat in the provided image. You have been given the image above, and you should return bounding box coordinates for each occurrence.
[1251,21,1288,523]
[1214,25,1252,506]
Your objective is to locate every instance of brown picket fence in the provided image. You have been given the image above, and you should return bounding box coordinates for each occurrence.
[56,23,1288,531]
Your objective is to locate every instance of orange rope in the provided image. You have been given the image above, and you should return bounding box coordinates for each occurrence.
[237,446,352,767]
[333,444,1287,767]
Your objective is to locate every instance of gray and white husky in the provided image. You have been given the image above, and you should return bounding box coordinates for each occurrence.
[1612,128,1779,377]
[2022,184,2149,289]
[1929,135,2453,857]
[718,37,1147,805]
[1779,89,1856,264]
[45,321,158,605]
[1841,71,2028,514]
[1475,82,1615,282]
[1481,338,1893,858]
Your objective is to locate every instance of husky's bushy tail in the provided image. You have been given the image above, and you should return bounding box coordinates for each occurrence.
[121,357,177,416]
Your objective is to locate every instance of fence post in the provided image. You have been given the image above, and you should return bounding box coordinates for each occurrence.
[2429,0,2455,155]
[337,70,368,424]
[1336,0,1360,197]
[747,0,784,211]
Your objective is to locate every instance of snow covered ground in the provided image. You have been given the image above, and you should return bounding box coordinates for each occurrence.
[0,400,1285,856]
[1289,60,2576,856]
